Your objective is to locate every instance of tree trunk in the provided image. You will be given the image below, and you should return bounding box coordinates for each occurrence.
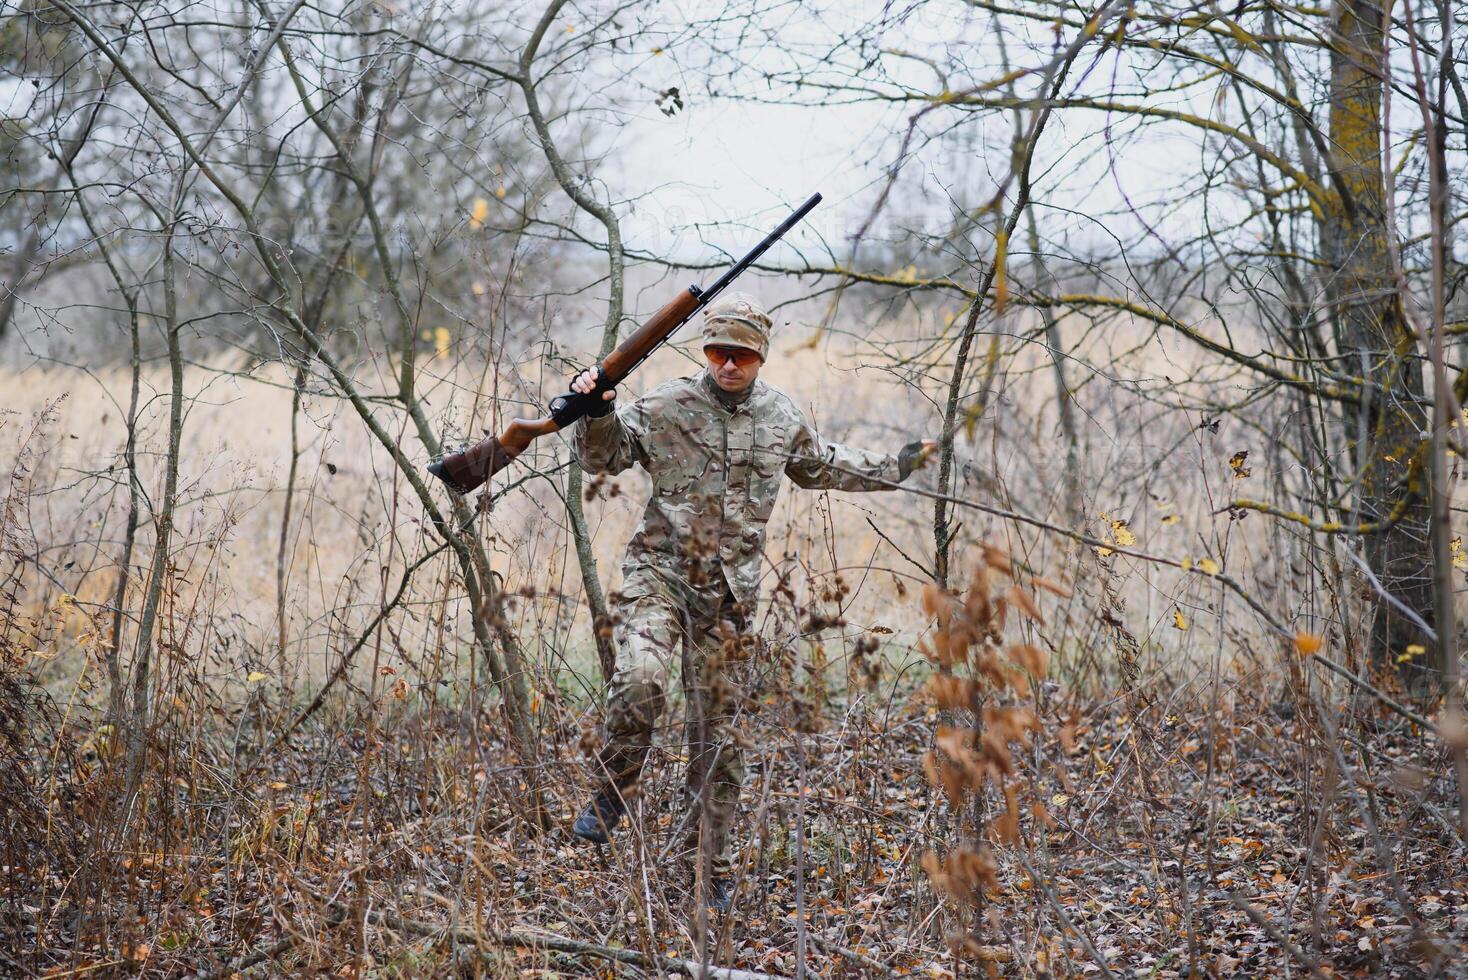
[1325,0,1434,682]
[517,0,620,681]
[121,233,185,820]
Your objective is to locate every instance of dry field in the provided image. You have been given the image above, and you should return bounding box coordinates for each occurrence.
[3,338,945,686]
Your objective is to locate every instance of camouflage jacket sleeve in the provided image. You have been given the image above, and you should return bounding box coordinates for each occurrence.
[784,412,903,491]
[574,401,649,475]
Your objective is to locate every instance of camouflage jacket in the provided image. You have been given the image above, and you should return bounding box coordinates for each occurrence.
[575,370,902,608]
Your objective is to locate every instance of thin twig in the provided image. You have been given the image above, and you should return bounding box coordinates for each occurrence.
[865,516,935,580]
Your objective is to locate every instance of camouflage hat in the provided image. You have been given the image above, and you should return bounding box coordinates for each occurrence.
[701,291,771,360]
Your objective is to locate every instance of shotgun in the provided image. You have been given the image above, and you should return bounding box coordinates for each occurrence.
[427,192,823,494]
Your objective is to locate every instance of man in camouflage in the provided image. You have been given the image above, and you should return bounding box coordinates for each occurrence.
[567,292,934,910]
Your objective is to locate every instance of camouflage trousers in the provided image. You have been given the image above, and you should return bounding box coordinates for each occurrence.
[597,563,753,878]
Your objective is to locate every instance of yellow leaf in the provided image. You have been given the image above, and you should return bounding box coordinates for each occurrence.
[1172,608,1188,631]
[1228,450,1251,479]
[469,197,488,229]
[1161,513,1180,525]
[1181,557,1193,571]
[1111,518,1136,547]
[433,327,451,359]
[246,671,267,684]
[993,227,1009,312]
[961,404,979,440]
[652,46,664,55]
[1398,643,1427,664]
[495,185,507,200]
[1197,558,1220,575]
[1293,632,1322,656]
[1093,511,1132,556]
[1452,537,1467,569]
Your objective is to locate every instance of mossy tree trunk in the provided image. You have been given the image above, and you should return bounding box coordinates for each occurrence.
[1324,0,1434,681]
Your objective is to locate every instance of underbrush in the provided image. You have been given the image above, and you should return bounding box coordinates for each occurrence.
[4,589,1464,977]
[3,367,1465,977]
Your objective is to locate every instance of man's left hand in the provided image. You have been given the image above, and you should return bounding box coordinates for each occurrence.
[899,439,939,480]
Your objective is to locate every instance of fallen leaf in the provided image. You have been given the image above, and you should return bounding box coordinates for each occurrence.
[1294,632,1322,656]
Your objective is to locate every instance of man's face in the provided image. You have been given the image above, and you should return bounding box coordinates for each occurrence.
[704,345,763,393]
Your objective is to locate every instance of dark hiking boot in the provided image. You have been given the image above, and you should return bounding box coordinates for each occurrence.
[708,876,734,913]
[571,787,627,844]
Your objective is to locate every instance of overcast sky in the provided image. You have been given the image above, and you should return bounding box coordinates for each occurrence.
[528,0,1231,282]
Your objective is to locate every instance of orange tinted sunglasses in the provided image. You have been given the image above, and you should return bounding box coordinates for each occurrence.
[704,345,762,368]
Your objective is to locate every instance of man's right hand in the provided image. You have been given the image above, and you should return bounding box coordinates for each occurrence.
[571,367,617,417]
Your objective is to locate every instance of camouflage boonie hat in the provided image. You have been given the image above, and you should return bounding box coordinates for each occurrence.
[701,291,771,360]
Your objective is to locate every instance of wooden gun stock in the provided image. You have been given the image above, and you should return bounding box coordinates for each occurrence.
[427,191,822,494]
[428,288,703,493]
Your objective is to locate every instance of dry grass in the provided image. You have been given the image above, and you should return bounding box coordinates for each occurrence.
[2,339,1463,977]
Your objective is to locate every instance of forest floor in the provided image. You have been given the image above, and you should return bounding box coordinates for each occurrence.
[10,656,1466,978]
